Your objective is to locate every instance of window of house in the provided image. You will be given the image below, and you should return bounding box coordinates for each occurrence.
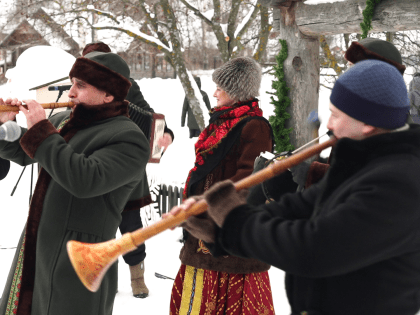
[145,54,150,70]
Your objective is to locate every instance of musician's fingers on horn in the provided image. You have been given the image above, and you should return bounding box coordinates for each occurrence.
[21,99,46,129]
[164,198,198,230]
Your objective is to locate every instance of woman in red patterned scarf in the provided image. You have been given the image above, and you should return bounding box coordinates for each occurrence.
[169,57,275,315]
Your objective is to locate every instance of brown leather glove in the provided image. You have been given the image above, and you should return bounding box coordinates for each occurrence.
[204,180,248,227]
[180,212,216,244]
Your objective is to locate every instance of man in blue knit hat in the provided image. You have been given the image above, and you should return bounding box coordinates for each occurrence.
[170,60,420,315]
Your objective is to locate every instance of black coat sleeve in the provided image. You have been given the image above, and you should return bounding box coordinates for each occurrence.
[0,157,10,180]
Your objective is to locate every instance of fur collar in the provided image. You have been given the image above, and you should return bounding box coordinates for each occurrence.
[58,100,129,139]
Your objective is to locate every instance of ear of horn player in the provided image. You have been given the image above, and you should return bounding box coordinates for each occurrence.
[67,135,337,292]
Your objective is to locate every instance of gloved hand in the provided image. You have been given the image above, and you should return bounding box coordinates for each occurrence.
[180,212,216,244]
[204,180,248,227]
[289,161,311,188]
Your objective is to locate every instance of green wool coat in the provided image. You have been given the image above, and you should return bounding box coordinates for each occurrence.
[0,101,150,315]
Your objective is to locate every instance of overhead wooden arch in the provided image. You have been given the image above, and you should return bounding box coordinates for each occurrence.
[260,0,420,148]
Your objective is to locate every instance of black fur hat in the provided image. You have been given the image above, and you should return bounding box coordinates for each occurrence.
[212,57,262,102]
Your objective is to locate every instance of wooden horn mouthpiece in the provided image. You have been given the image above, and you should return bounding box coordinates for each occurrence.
[67,136,337,292]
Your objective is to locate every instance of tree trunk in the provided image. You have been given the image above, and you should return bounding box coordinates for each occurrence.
[278,2,319,148]
[160,0,206,131]
[151,54,156,78]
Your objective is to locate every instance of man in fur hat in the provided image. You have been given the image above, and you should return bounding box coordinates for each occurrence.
[0,52,150,315]
[172,59,420,315]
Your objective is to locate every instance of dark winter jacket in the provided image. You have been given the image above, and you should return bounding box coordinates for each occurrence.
[180,117,273,274]
[181,78,211,130]
[0,101,150,315]
[213,124,420,315]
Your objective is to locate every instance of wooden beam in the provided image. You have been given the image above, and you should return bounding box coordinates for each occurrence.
[268,0,420,36]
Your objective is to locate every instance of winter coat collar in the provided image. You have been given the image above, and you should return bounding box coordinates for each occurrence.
[313,124,420,217]
[61,100,129,135]
[331,124,420,168]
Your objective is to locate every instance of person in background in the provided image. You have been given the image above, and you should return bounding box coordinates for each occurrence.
[167,57,275,315]
[81,41,175,299]
[291,37,410,190]
[408,73,420,124]
[0,51,149,315]
[181,76,211,138]
[175,59,420,315]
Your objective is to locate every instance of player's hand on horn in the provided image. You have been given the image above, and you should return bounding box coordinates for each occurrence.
[0,98,19,124]
[20,99,46,129]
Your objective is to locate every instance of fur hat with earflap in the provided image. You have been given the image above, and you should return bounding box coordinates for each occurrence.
[212,57,262,102]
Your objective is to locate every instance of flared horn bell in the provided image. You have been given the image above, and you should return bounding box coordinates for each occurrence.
[67,233,137,292]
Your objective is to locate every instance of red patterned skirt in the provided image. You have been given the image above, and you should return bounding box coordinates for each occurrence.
[170,264,275,315]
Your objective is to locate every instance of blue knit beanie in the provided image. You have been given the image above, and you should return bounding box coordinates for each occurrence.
[330,59,409,129]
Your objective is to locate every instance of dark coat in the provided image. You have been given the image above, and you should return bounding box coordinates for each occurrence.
[214,125,420,315]
[0,101,150,315]
[181,117,273,274]
[181,78,211,130]
[0,157,9,180]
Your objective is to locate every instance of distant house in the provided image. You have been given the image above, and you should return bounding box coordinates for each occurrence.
[0,8,79,84]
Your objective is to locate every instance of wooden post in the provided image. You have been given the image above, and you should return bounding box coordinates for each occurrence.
[278,1,319,148]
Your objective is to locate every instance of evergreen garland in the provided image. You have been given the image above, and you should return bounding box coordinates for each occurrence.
[360,0,383,39]
[267,39,294,153]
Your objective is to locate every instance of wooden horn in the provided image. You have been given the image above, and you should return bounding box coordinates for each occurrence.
[0,102,74,112]
[67,135,337,292]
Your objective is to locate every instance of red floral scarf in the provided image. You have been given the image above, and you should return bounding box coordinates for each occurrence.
[183,99,263,200]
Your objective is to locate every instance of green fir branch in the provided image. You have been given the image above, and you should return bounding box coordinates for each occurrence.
[360,0,382,39]
[267,39,294,153]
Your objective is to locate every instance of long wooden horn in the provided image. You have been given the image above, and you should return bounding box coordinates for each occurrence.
[67,135,337,292]
[0,102,74,112]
